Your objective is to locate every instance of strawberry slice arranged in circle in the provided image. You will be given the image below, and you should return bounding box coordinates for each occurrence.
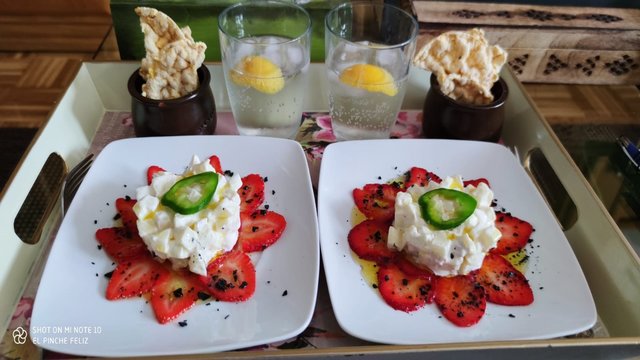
[394,256,435,284]
[208,155,223,174]
[477,253,534,306]
[238,174,265,214]
[434,274,486,327]
[347,219,396,263]
[237,210,287,253]
[377,262,434,312]
[146,165,165,185]
[201,251,256,302]
[491,212,533,255]
[404,166,442,189]
[463,178,490,188]
[115,197,138,237]
[106,256,170,300]
[151,269,207,324]
[95,227,149,262]
[353,183,400,222]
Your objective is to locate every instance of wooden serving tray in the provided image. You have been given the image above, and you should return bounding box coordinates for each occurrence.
[1,62,639,359]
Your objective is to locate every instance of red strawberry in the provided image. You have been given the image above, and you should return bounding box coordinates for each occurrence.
[208,155,223,174]
[491,212,533,255]
[201,251,256,302]
[95,227,148,262]
[463,178,490,188]
[151,269,207,324]
[115,197,138,237]
[404,167,442,189]
[106,256,169,300]
[347,220,396,263]
[147,165,165,185]
[477,253,534,306]
[239,174,265,214]
[393,256,436,303]
[395,257,435,281]
[353,183,400,222]
[377,262,433,312]
[434,275,486,327]
[236,210,287,252]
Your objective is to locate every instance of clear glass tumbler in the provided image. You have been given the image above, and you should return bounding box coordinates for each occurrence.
[325,2,418,141]
[218,0,311,138]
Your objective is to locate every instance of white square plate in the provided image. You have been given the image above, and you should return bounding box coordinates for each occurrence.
[318,139,596,344]
[31,136,319,357]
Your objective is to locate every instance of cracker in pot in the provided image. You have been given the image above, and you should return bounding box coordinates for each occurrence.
[413,28,507,105]
[135,7,207,100]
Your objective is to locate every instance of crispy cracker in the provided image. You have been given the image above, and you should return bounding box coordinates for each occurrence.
[135,7,207,100]
[414,28,507,105]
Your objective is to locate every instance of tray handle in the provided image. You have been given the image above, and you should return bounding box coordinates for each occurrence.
[13,152,66,244]
[524,147,578,230]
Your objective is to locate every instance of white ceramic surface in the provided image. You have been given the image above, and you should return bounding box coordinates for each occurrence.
[31,136,319,357]
[317,139,596,344]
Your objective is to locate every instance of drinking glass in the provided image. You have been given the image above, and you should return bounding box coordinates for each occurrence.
[218,0,311,138]
[325,2,418,140]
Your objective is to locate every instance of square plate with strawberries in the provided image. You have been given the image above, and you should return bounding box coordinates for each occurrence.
[31,136,319,357]
[318,139,596,344]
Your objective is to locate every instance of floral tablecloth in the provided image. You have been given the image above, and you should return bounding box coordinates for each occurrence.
[1,110,423,359]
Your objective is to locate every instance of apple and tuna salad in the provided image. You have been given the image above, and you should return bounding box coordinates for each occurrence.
[349,167,534,327]
[95,154,286,324]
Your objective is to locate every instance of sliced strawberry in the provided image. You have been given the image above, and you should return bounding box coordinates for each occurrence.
[377,262,433,312]
[463,178,490,188]
[477,253,534,306]
[208,155,223,174]
[95,227,148,262]
[404,167,442,189]
[151,269,207,324]
[347,220,396,263]
[238,174,265,214]
[106,256,169,300]
[201,251,256,302]
[236,210,287,252]
[353,183,400,222]
[434,275,486,327]
[115,197,138,237]
[393,256,436,303]
[395,256,435,280]
[491,212,533,255]
[147,165,165,185]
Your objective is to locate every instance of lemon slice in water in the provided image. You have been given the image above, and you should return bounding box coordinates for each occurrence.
[230,55,285,94]
[339,64,398,97]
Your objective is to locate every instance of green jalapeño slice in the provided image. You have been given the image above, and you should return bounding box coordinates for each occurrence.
[161,172,218,215]
[418,188,477,230]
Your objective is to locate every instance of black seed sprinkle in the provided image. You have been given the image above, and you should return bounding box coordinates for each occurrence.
[224,314,230,320]
[197,292,211,301]
[282,290,288,296]
[94,220,97,224]
[173,288,184,298]
[178,320,188,327]
[508,314,516,318]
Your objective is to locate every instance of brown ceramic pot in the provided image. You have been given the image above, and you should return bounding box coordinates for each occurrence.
[128,66,217,136]
[422,74,508,142]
